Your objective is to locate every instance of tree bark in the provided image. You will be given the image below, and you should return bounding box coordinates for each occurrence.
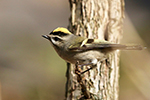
[65,0,124,100]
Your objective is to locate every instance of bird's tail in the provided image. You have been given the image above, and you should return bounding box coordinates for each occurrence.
[107,44,146,50]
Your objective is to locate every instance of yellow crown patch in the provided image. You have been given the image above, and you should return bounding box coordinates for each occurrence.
[53,27,72,34]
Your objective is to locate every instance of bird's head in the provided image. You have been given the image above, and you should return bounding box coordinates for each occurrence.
[42,27,73,48]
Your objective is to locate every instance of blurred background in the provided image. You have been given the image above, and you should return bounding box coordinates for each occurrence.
[0,0,149,100]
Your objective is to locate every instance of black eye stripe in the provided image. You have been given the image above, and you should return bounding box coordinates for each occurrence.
[52,37,62,42]
[50,31,68,37]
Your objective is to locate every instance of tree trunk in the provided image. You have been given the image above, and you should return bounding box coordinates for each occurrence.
[65,0,124,100]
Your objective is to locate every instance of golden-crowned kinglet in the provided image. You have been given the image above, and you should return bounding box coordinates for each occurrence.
[42,27,144,65]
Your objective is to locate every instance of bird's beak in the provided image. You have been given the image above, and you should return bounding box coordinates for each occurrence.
[42,35,50,40]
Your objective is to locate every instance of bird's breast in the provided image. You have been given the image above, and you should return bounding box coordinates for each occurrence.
[58,50,106,65]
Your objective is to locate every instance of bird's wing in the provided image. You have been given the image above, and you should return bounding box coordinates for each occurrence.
[68,38,144,52]
[68,38,121,52]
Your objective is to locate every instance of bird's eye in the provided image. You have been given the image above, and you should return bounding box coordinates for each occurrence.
[53,37,60,41]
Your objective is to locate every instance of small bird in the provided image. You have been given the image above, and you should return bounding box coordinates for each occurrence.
[42,27,144,65]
